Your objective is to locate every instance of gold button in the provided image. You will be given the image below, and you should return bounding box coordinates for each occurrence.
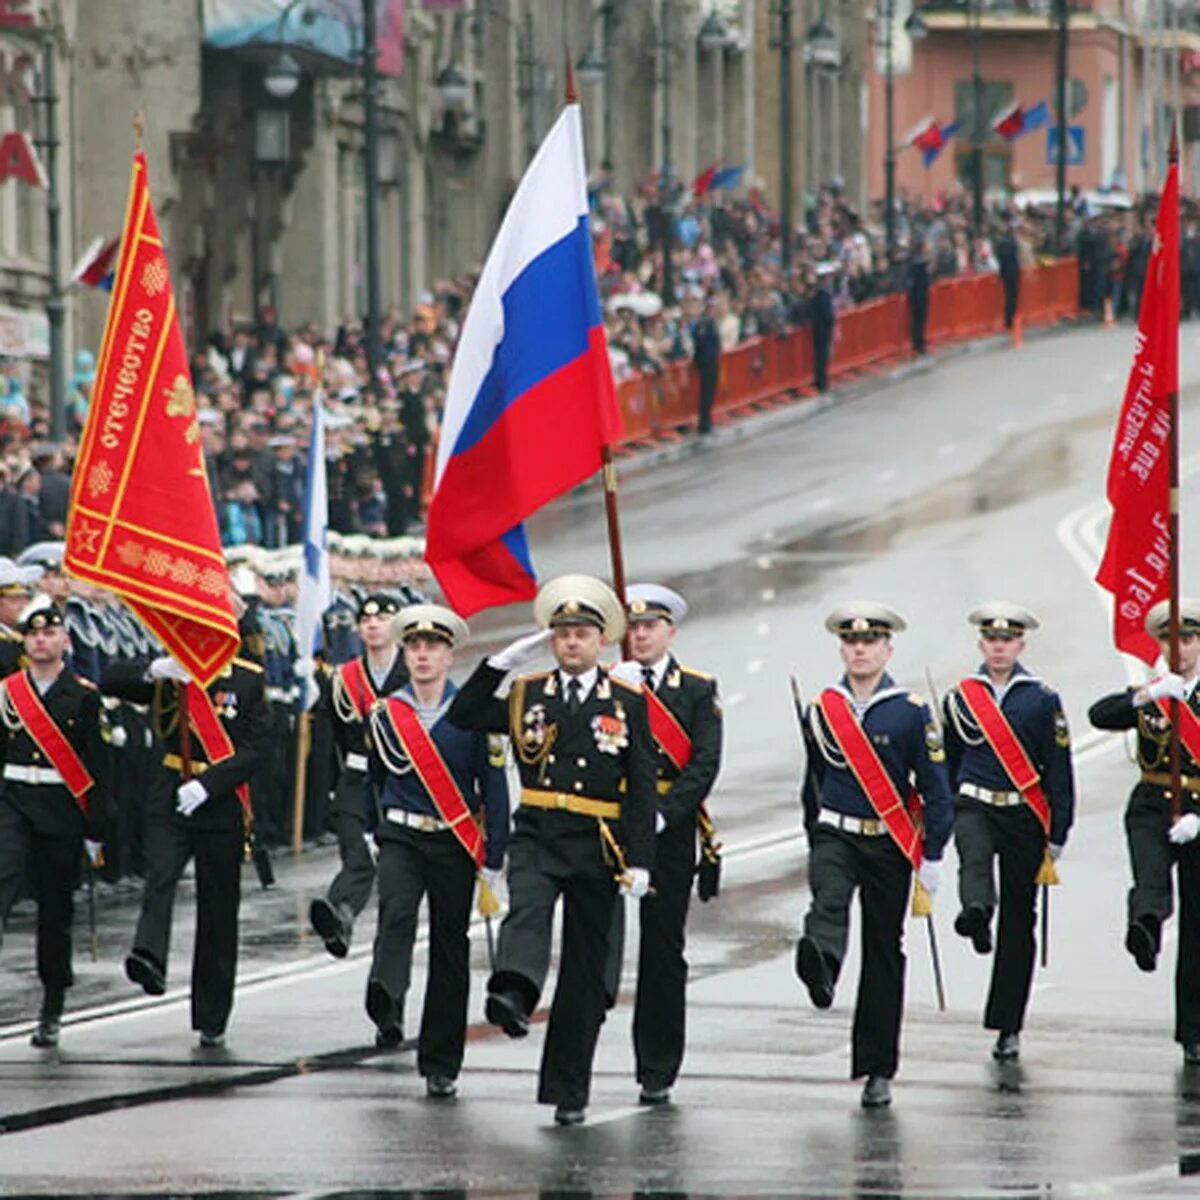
[32,750,40,761]
[576,757,587,768]
[574,781,583,791]
[547,754,556,764]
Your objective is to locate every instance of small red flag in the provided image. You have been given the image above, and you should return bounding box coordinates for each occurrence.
[692,161,719,199]
[1095,155,1179,665]
[65,153,239,686]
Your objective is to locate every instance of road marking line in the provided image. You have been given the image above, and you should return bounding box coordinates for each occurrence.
[577,1103,647,1127]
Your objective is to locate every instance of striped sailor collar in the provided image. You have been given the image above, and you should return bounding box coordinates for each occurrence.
[969,663,1041,690]
[830,673,910,714]
[391,677,457,722]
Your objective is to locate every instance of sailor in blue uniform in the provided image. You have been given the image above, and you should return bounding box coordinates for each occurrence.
[795,601,953,1109]
[364,603,509,1098]
[943,602,1074,1062]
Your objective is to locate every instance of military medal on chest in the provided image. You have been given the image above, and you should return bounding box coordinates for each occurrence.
[591,704,628,756]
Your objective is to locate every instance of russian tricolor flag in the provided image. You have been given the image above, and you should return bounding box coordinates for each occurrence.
[425,103,621,616]
[70,235,119,292]
[906,117,959,168]
[992,100,1050,141]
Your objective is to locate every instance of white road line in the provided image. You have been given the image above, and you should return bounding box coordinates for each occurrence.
[575,1103,647,1127]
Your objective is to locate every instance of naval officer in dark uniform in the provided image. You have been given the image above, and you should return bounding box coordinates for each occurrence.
[794,602,953,1109]
[943,602,1075,1062]
[0,600,107,1046]
[617,583,722,1105]
[365,603,509,1097]
[308,592,409,961]
[1089,598,1200,1066]
[448,574,656,1125]
[102,608,270,1048]
[0,558,43,678]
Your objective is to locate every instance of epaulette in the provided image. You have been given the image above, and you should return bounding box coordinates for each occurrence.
[907,692,927,706]
[76,676,97,690]
[680,665,714,682]
[610,674,640,693]
[233,656,265,674]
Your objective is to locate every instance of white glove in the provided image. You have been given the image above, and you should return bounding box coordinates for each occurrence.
[622,866,652,899]
[176,779,209,816]
[363,831,380,863]
[487,628,553,672]
[1143,672,1187,704]
[1049,842,1064,861]
[481,866,504,892]
[1169,813,1200,845]
[109,724,128,749]
[294,656,315,679]
[655,811,667,835]
[84,839,104,867]
[609,660,645,688]
[149,655,192,683]
[917,859,942,898]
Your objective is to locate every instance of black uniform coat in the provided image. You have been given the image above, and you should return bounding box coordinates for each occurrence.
[448,661,656,875]
[101,658,270,831]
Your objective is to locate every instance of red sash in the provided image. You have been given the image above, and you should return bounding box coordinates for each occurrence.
[5,671,94,808]
[382,697,485,868]
[957,678,1051,836]
[644,687,693,771]
[338,658,376,720]
[184,683,251,820]
[1154,695,1200,765]
[818,689,922,868]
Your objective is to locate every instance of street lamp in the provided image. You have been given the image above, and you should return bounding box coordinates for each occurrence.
[264,51,302,99]
[435,63,470,108]
[771,2,797,273]
[698,10,732,51]
[881,2,926,261]
[576,46,606,88]
[1053,0,1068,250]
[968,0,984,238]
[805,16,839,67]
[657,0,677,306]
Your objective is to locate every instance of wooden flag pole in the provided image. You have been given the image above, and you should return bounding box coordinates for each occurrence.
[1168,122,1183,825]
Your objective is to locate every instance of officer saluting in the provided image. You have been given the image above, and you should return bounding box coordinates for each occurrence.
[618,583,722,1105]
[448,574,656,1126]
[309,592,409,963]
[102,603,270,1048]
[1089,599,1200,1065]
[794,602,953,1109]
[943,603,1075,1062]
[0,599,107,1047]
[0,559,43,677]
[364,604,509,1097]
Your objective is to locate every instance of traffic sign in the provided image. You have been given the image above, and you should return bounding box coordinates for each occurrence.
[1046,126,1085,167]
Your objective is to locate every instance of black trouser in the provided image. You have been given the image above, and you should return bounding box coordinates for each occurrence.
[0,799,81,994]
[133,813,242,1036]
[910,294,929,355]
[812,322,832,393]
[803,825,911,1080]
[634,826,694,1090]
[489,838,619,1109]
[1125,784,1200,1045]
[325,770,376,924]
[954,795,1044,1034]
[370,825,476,1079]
[1002,273,1019,329]
[697,366,717,434]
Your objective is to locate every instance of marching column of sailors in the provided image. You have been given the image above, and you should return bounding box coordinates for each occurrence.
[5,551,1200,1117]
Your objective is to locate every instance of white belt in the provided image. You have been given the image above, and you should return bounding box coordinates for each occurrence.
[4,764,65,786]
[960,782,1022,807]
[817,807,888,837]
[345,752,369,772]
[265,686,297,703]
[385,807,450,834]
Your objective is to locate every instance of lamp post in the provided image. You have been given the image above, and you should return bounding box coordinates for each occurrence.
[362,0,382,405]
[773,2,795,273]
[658,0,676,306]
[803,13,839,258]
[1053,0,1068,249]
[969,0,984,238]
[882,5,925,262]
[577,4,623,170]
[35,30,63,442]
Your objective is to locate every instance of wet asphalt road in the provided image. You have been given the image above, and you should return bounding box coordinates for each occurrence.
[5,322,1200,1196]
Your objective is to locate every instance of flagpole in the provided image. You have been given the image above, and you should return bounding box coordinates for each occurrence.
[1168,122,1183,826]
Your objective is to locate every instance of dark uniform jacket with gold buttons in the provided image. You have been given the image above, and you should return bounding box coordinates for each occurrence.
[1090,684,1200,815]
[0,667,108,838]
[0,625,25,679]
[646,656,723,834]
[101,657,270,832]
[448,661,656,876]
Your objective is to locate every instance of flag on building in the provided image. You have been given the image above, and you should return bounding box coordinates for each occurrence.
[70,235,119,292]
[992,100,1050,141]
[1095,150,1179,665]
[425,101,621,615]
[65,152,240,687]
[908,118,960,167]
[295,395,331,709]
[692,161,719,198]
[710,164,745,190]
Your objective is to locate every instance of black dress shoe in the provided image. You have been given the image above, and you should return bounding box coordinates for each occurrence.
[1184,1043,1200,1067]
[485,989,530,1038]
[197,1030,225,1049]
[861,1075,893,1109]
[554,1105,586,1126]
[125,949,166,996]
[426,1075,457,1099]
[1125,920,1158,972]
[992,1031,1020,1061]
[366,979,403,1045]
[795,936,835,1009]
[954,905,993,955]
[639,1085,671,1105]
[310,897,350,959]
[29,1017,60,1048]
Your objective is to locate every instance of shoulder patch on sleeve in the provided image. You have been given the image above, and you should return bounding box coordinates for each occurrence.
[76,675,98,690]
[232,657,265,674]
[907,691,927,707]
[487,733,507,767]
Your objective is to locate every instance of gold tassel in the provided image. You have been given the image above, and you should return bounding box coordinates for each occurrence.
[477,876,501,917]
[1035,848,1060,887]
[911,877,933,917]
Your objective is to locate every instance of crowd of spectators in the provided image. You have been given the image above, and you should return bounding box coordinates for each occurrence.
[0,171,1176,559]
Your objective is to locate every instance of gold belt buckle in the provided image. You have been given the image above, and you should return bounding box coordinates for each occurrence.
[863,818,880,835]
[555,793,569,810]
